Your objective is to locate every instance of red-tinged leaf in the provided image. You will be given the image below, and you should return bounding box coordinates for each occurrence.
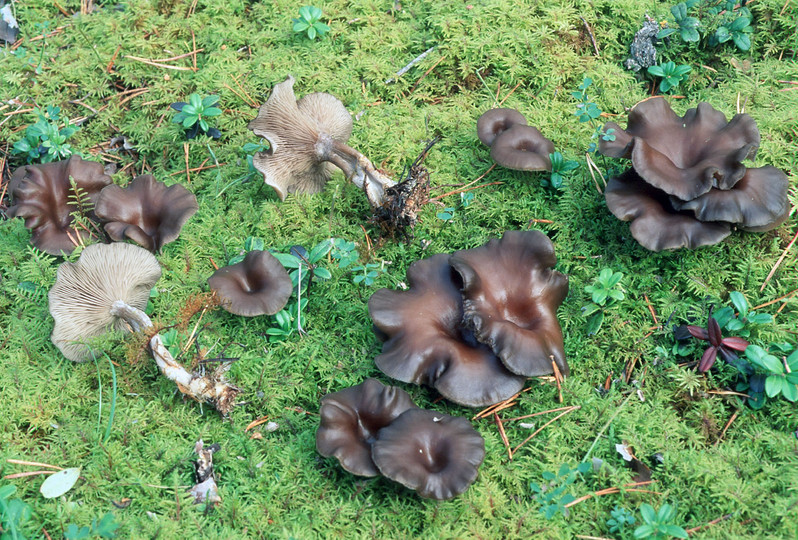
[686,325,708,340]
[708,317,722,347]
[698,346,718,372]
[721,337,749,352]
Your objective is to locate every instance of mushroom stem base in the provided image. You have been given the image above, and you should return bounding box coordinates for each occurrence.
[322,137,396,207]
[110,300,242,415]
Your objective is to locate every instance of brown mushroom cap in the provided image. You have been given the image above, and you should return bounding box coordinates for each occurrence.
[95,175,198,252]
[489,124,555,172]
[476,108,528,147]
[671,165,790,231]
[316,378,418,477]
[449,230,569,377]
[207,250,292,316]
[247,76,353,199]
[49,243,162,362]
[368,254,526,407]
[605,169,731,251]
[371,408,485,500]
[599,98,760,200]
[7,156,112,255]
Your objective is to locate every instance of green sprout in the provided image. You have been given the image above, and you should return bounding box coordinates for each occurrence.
[171,94,223,139]
[647,61,692,93]
[292,6,330,40]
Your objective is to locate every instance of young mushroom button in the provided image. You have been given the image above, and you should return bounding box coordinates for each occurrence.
[207,250,293,316]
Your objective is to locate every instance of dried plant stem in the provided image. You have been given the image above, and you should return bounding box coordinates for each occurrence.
[494,413,512,459]
[685,513,736,535]
[110,301,241,415]
[565,480,656,508]
[582,393,633,462]
[760,227,798,292]
[751,288,798,310]
[511,405,580,456]
[504,405,577,423]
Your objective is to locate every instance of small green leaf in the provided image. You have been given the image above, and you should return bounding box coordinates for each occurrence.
[40,467,81,498]
[586,311,604,335]
[203,107,223,117]
[201,95,219,108]
[294,20,310,32]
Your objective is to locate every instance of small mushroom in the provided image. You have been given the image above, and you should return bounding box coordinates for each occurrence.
[316,378,418,477]
[49,242,241,414]
[371,408,485,500]
[7,156,112,255]
[605,169,731,251]
[489,124,555,172]
[94,175,199,252]
[369,254,526,407]
[207,250,293,316]
[248,76,395,206]
[670,166,790,231]
[599,98,760,200]
[449,230,569,377]
[476,108,527,147]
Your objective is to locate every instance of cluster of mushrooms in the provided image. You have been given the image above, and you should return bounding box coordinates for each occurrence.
[316,378,485,500]
[476,108,555,172]
[598,97,790,251]
[7,155,199,255]
[368,230,569,408]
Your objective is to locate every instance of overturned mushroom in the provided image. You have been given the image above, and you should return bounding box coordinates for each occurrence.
[599,98,760,201]
[49,243,241,414]
[316,378,417,477]
[490,124,555,172]
[476,108,527,147]
[94,175,198,252]
[248,76,395,207]
[605,169,731,251]
[371,409,485,500]
[207,250,293,316]
[7,156,112,255]
[449,230,569,377]
[369,254,526,407]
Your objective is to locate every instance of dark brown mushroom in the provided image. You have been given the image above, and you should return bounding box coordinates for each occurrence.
[476,108,527,147]
[316,378,418,477]
[605,169,731,251]
[207,250,292,316]
[449,230,569,377]
[599,98,760,201]
[369,254,526,407]
[94,175,198,252]
[6,156,112,255]
[371,408,485,500]
[671,165,790,231]
[489,124,555,172]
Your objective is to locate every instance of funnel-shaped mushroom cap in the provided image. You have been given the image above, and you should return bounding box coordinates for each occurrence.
[605,169,731,251]
[316,378,418,477]
[599,98,760,201]
[247,76,353,199]
[371,409,485,500]
[207,250,292,316]
[7,156,112,255]
[449,231,569,377]
[95,175,198,252]
[671,166,790,231]
[49,243,162,362]
[490,124,555,172]
[369,254,526,407]
[477,108,527,147]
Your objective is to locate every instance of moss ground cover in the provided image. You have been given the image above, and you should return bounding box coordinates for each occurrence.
[1,0,797,537]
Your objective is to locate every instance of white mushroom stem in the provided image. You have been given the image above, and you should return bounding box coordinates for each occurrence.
[109,300,241,415]
[316,134,396,208]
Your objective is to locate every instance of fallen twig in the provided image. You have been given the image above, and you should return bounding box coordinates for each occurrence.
[761,227,798,292]
[385,46,436,83]
[512,405,580,457]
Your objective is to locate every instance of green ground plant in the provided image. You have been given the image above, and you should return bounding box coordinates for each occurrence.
[0,0,796,537]
[11,106,77,164]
